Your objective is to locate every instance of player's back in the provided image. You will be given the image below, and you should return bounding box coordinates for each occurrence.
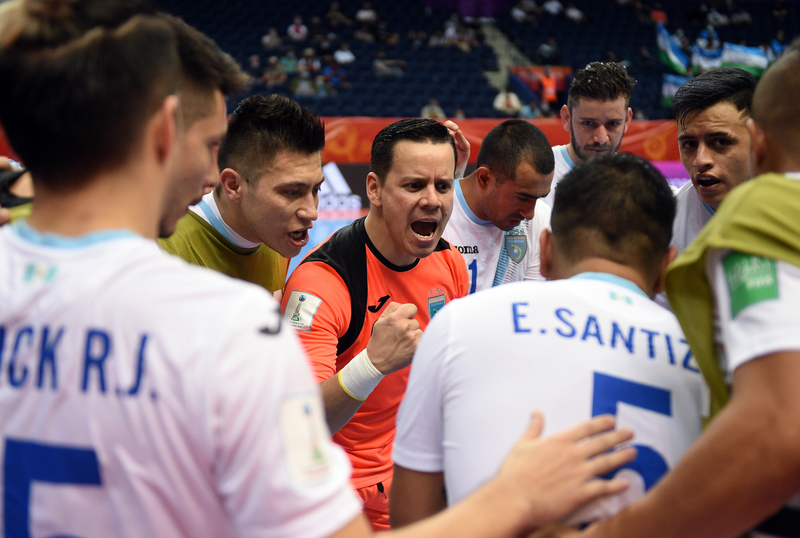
[395,274,707,525]
[0,222,353,537]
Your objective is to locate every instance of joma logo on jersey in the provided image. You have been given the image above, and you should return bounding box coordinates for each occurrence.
[456,245,479,254]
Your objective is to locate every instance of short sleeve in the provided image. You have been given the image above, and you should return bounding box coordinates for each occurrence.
[208,292,361,538]
[281,262,352,381]
[707,250,800,376]
[393,302,454,472]
[524,203,551,282]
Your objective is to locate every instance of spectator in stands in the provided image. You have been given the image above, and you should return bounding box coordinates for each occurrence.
[536,36,562,64]
[493,86,523,115]
[707,6,730,27]
[246,54,263,79]
[299,47,321,75]
[633,107,647,120]
[262,56,288,88]
[564,2,586,22]
[280,47,299,75]
[291,66,316,96]
[334,42,355,64]
[454,108,467,119]
[638,46,655,68]
[542,0,564,17]
[355,2,378,26]
[408,29,428,50]
[672,27,691,54]
[355,23,376,42]
[730,3,752,25]
[444,12,461,32]
[696,24,721,50]
[420,98,447,119]
[307,16,326,42]
[261,26,282,50]
[518,100,542,119]
[650,2,667,24]
[327,1,352,26]
[539,66,558,106]
[287,15,308,42]
[429,30,446,47]
[539,101,555,117]
[376,20,400,46]
[772,0,788,22]
[511,1,538,25]
[373,51,406,77]
[321,56,349,88]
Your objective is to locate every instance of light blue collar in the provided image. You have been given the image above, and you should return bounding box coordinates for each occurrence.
[455,179,492,226]
[198,198,236,244]
[11,219,137,249]
[569,272,648,298]
[702,201,716,216]
[560,145,577,169]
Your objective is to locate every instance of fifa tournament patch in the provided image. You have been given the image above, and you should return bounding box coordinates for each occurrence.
[723,252,779,318]
[504,235,527,264]
[428,293,446,318]
[279,392,332,488]
[284,291,323,331]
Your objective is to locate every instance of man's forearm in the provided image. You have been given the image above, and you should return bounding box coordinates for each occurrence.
[320,374,365,433]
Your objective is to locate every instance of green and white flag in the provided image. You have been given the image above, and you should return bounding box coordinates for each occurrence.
[657,23,689,75]
[721,42,769,77]
[662,73,691,108]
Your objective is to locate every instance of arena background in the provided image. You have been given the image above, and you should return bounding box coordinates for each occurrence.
[1,0,796,272]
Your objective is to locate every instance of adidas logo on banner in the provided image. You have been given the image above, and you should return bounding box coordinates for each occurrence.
[321,162,363,211]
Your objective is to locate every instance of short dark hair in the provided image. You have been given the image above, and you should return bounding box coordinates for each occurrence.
[672,67,756,129]
[217,95,325,182]
[160,14,250,127]
[0,0,178,190]
[370,118,456,183]
[477,119,554,183]
[567,62,637,110]
[551,153,675,278]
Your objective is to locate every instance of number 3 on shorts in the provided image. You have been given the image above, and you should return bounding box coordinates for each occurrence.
[4,438,102,538]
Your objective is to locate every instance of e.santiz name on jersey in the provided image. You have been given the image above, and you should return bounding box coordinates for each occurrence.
[0,325,153,398]
[510,303,700,373]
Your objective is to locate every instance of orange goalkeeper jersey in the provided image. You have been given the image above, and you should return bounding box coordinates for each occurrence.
[281,217,469,487]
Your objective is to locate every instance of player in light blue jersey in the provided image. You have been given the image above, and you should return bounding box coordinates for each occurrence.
[392,153,707,529]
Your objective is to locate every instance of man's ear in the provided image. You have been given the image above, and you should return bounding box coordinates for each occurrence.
[366,172,383,208]
[747,117,768,177]
[539,229,554,280]
[475,166,495,190]
[560,104,571,132]
[623,107,633,134]
[220,168,246,204]
[151,94,180,168]
[653,245,678,295]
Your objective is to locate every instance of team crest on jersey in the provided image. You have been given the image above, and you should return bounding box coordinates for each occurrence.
[504,235,527,263]
[285,291,323,331]
[428,293,446,318]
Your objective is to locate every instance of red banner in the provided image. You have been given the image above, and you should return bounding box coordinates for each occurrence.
[0,118,681,164]
[321,118,680,164]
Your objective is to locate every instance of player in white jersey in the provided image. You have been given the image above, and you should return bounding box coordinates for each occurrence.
[670,67,756,256]
[566,44,800,538]
[541,62,636,209]
[0,1,641,536]
[443,120,553,293]
[391,153,707,529]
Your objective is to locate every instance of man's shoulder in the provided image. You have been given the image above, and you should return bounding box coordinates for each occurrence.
[158,211,218,258]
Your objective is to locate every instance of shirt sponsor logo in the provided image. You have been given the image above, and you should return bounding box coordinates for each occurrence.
[285,291,323,331]
[428,293,446,318]
[455,245,479,255]
[367,294,391,313]
[505,235,527,263]
[723,252,779,318]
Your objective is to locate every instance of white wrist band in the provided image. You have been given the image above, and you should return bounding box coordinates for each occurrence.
[338,349,385,401]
